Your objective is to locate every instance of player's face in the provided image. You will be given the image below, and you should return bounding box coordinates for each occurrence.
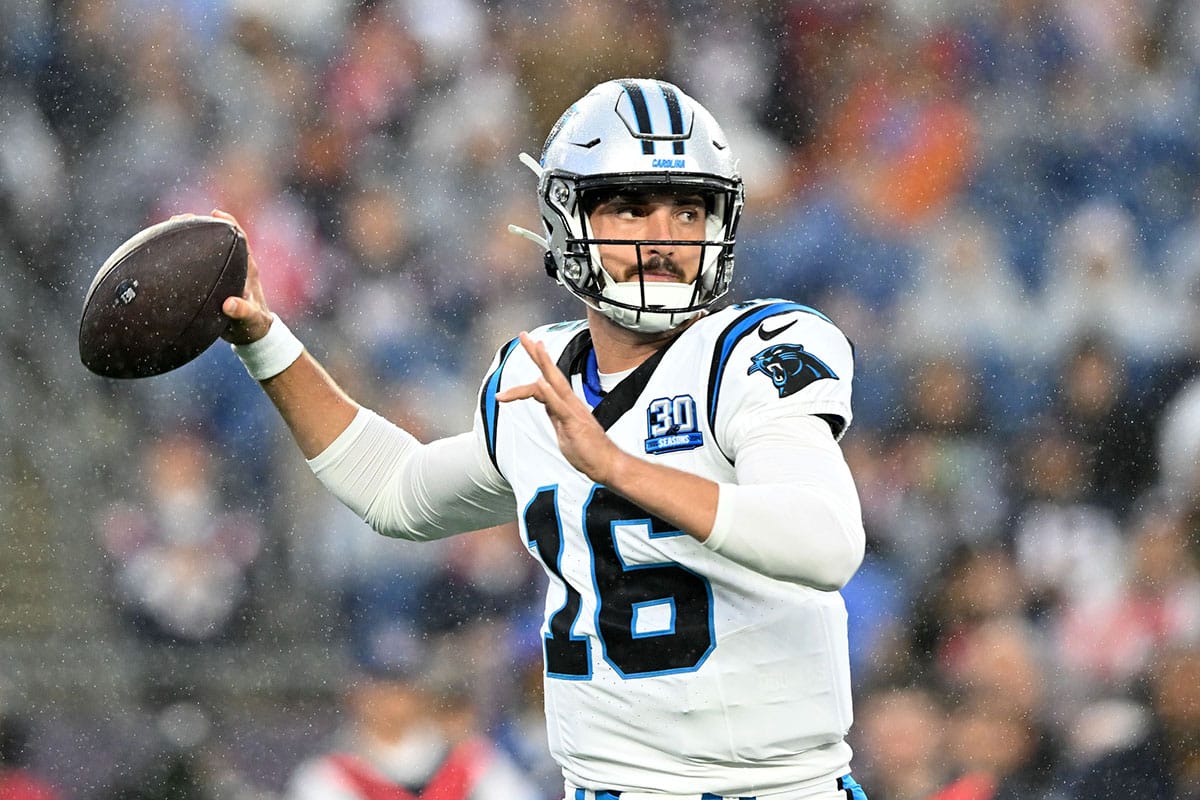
[587,190,707,284]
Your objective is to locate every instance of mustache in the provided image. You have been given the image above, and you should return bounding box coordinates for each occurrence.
[630,254,683,280]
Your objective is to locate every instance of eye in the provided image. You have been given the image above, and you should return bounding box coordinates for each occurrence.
[613,204,648,219]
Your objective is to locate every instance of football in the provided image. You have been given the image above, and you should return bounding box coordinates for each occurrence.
[79,216,247,379]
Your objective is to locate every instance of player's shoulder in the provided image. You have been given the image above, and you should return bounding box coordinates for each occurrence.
[481,319,588,387]
[689,298,853,368]
[698,297,846,333]
[527,318,590,350]
[694,298,856,436]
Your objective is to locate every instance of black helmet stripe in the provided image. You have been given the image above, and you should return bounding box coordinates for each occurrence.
[660,84,686,155]
[618,79,656,155]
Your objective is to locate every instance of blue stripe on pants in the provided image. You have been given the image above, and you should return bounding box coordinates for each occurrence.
[837,775,868,800]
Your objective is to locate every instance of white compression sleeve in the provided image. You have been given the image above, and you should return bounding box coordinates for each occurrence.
[703,415,865,590]
[307,407,515,540]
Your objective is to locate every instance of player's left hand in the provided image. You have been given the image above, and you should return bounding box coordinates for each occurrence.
[497,332,624,485]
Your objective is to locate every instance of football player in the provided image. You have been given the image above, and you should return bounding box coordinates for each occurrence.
[218,78,868,800]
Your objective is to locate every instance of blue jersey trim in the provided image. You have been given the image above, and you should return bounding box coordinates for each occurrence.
[706,302,832,459]
[481,337,521,470]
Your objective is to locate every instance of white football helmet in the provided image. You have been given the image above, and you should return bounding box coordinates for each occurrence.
[511,79,744,334]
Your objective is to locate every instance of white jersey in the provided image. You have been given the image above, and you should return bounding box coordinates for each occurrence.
[476,300,857,796]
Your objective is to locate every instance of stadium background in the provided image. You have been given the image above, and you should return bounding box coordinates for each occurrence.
[1,0,1198,797]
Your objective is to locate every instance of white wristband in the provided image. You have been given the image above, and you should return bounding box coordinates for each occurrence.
[230,314,304,381]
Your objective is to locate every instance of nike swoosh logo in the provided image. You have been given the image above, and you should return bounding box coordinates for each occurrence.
[758,319,797,341]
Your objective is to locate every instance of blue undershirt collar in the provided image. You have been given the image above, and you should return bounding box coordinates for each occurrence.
[582,347,606,407]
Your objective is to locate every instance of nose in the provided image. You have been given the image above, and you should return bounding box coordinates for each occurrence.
[644,208,676,254]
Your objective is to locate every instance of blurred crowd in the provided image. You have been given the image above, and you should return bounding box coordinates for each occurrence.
[2,0,1199,798]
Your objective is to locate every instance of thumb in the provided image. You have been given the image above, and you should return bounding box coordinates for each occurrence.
[223,296,251,319]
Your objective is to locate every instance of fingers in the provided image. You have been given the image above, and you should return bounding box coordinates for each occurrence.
[241,250,263,301]
[210,208,243,230]
[492,335,593,436]
[496,380,547,404]
[497,335,575,414]
[518,332,574,395]
[169,209,242,228]
[497,333,617,483]
[222,296,252,319]
[209,207,268,306]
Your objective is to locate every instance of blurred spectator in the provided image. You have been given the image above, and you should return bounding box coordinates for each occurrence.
[490,627,560,800]
[1047,334,1155,517]
[289,392,485,662]
[323,2,422,144]
[285,633,540,800]
[1068,645,1200,800]
[735,184,918,319]
[871,357,1008,581]
[33,0,133,159]
[761,1,885,147]
[0,711,62,800]
[837,431,916,682]
[508,2,669,138]
[441,523,542,629]
[160,143,331,320]
[841,540,911,681]
[1040,200,1180,361]
[827,15,978,230]
[402,69,531,247]
[213,10,315,154]
[325,184,434,384]
[1160,198,1200,357]
[98,692,271,800]
[1157,373,1200,512]
[955,0,1080,287]
[933,699,1060,800]
[890,209,1035,364]
[907,546,1028,681]
[0,85,69,274]
[1055,504,1200,691]
[941,617,1048,724]
[98,428,263,644]
[1008,423,1125,621]
[853,684,949,800]
[931,618,1066,800]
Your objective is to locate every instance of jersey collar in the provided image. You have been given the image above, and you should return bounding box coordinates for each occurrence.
[555,329,685,431]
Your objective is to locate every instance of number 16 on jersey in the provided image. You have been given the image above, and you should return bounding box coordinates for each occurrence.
[523,485,715,680]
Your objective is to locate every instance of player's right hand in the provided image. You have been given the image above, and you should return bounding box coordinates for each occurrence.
[210,209,274,345]
[497,332,625,486]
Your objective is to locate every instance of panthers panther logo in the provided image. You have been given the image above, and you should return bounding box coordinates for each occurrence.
[746,343,838,397]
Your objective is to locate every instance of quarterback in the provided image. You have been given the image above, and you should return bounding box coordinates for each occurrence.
[216,79,868,800]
